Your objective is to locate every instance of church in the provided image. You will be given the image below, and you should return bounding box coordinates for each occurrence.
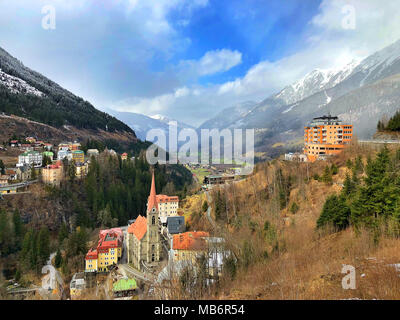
[127,171,161,270]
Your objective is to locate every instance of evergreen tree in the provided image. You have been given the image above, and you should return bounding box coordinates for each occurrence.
[55,249,62,268]
[37,227,50,266]
[354,156,364,174]
[290,202,299,214]
[330,164,339,175]
[0,159,4,175]
[322,165,333,184]
[317,194,351,230]
[58,223,69,246]
[342,172,356,197]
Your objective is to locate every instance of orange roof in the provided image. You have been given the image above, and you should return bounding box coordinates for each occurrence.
[172,231,209,251]
[127,215,147,241]
[154,194,179,203]
[147,170,158,212]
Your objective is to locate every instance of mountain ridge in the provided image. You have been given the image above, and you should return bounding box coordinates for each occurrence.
[0,46,137,139]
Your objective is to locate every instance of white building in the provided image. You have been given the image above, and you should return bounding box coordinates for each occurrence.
[87,149,99,158]
[284,153,308,162]
[17,151,43,167]
[153,195,179,226]
[57,148,72,161]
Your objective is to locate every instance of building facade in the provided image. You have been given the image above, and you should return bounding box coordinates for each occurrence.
[75,162,88,179]
[72,150,85,163]
[154,195,179,225]
[87,149,99,158]
[85,228,123,273]
[17,151,43,167]
[304,115,353,162]
[171,231,209,264]
[41,162,63,186]
[127,171,161,270]
[57,148,72,161]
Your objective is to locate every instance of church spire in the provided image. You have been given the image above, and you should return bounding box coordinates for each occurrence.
[147,169,158,212]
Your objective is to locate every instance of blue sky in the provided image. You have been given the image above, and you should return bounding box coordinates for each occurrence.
[1,0,400,126]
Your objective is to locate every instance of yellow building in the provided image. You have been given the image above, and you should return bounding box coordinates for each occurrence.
[85,228,123,273]
[172,231,209,264]
[72,150,85,163]
[75,162,88,179]
[41,162,63,186]
[304,115,353,162]
[85,248,98,272]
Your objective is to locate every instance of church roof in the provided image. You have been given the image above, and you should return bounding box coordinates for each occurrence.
[127,215,147,241]
[147,170,158,212]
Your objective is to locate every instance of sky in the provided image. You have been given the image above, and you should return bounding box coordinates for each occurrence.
[1,0,400,126]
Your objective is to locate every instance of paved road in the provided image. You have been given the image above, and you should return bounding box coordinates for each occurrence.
[359,139,400,144]
[119,264,154,283]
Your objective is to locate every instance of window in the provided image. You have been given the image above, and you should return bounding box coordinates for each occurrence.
[152,215,155,225]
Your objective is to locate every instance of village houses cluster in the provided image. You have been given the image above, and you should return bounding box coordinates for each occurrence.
[0,136,130,194]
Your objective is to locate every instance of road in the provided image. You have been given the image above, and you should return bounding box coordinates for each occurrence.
[119,264,154,283]
[359,139,400,144]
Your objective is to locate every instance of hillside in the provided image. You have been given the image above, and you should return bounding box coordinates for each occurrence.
[0,46,137,142]
[192,142,400,299]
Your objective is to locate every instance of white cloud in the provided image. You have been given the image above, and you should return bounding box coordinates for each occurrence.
[198,49,242,75]
[178,49,243,78]
[112,0,400,127]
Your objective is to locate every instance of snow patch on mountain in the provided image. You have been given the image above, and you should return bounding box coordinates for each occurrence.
[0,68,44,97]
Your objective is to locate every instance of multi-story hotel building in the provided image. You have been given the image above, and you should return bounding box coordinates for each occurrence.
[154,195,179,226]
[85,228,123,273]
[41,161,63,186]
[17,150,43,168]
[304,115,353,162]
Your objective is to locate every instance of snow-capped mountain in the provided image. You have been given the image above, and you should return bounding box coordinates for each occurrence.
[107,110,194,142]
[274,60,360,106]
[150,114,195,130]
[198,38,400,157]
[350,38,400,87]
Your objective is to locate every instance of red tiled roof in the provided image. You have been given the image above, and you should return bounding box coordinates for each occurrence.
[172,231,209,251]
[97,228,123,252]
[127,215,147,241]
[85,248,98,260]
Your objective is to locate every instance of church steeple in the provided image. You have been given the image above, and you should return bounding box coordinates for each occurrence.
[147,170,158,212]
